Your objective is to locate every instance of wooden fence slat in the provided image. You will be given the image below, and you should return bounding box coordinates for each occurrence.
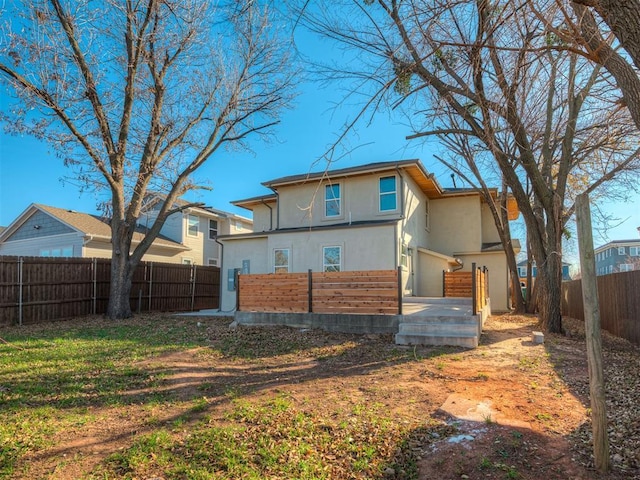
[561,270,640,345]
[0,256,220,326]
[237,269,399,315]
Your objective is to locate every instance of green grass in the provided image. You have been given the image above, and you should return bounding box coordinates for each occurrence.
[0,316,211,478]
[0,316,444,479]
[102,395,413,479]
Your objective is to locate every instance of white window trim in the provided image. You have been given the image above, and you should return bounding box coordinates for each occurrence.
[208,219,218,240]
[182,257,194,265]
[378,174,398,213]
[619,263,633,272]
[207,258,219,267]
[618,246,626,255]
[322,245,342,272]
[324,182,343,219]
[630,247,640,256]
[273,247,291,273]
[186,214,199,237]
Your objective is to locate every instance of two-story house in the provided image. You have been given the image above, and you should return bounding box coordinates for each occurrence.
[137,196,252,266]
[0,201,252,265]
[517,260,572,287]
[217,159,520,312]
[594,237,640,275]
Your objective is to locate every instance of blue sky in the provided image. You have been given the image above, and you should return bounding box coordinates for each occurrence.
[1,24,638,253]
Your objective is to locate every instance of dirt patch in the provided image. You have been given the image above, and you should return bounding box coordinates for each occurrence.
[10,313,640,479]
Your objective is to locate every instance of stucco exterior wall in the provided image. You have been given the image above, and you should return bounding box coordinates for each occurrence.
[251,203,275,232]
[415,250,450,297]
[456,252,510,312]
[220,224,397,311]
[275,174,404,229]
[429,196,482,254]
[0,233,83,257]
[480,202,501,244]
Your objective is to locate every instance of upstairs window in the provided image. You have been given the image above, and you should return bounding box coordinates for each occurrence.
[631,247,640,256]
[379,175,397,211]
[325,184,341,217]
[618,246,626,255]
[323,246,341,272]
[274,248,290,273]
[187,215,199,237]
[209,219,218,239]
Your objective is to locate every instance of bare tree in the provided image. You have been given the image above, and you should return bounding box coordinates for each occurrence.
[536,1,640,131]
[0,0,297,319]
[299,0,640,332]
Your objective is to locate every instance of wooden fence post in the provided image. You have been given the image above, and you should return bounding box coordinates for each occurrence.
[18,257,23,326]
[308,269,313,313]
[191,265,197,311]
[471,262,477,316]
[576,193,610,473]
[92,258,97,315]
[442,270,446,297]
[397,265,403,315]
[148,262,153,312]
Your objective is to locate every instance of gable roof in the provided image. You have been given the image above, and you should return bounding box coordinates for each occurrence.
[0,204,187,250]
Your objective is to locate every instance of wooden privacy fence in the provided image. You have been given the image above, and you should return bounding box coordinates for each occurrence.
[443,263,489,315]
[0,256,220,326]
[561,270,640,345]
[237,268,401,315]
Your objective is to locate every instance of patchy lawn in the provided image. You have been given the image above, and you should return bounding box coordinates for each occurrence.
[0,313,638,479]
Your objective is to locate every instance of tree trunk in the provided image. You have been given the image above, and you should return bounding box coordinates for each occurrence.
[106,213,137,320]
[107,252,134,320]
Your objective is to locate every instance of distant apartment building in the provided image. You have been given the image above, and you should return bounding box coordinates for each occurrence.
[594,235,640,275]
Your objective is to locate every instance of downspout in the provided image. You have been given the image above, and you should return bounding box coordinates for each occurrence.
[268,187,280,230]
[261,198,274,231]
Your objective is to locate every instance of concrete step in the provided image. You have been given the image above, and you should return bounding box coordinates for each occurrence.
[395,332,479,348]
[401,314,479,325]
[404,297,472,305]
[398,322,478,336]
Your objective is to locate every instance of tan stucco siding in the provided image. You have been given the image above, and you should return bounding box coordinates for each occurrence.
[219,237,269,311]
[481,203,501,244]
[416,250,451,297]
[251,203,274,232]
[456,252,510,312]
[0,233,83,257]
[275,175,404,229]
[429,196,482,255]
[220,224,397,311]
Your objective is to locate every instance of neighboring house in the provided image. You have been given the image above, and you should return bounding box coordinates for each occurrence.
[517,260,572,286]
[0,202,252,265]
[594,237,640,275]
[218,159,520,312]
[137,196,252,266]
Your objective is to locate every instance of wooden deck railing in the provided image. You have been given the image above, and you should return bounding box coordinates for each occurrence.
[237,268,401,315]
[443,263,489,315]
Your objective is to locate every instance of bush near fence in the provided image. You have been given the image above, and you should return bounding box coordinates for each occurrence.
[237,269,400,315]
[561,270,640,345]
[0,256,220,326]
